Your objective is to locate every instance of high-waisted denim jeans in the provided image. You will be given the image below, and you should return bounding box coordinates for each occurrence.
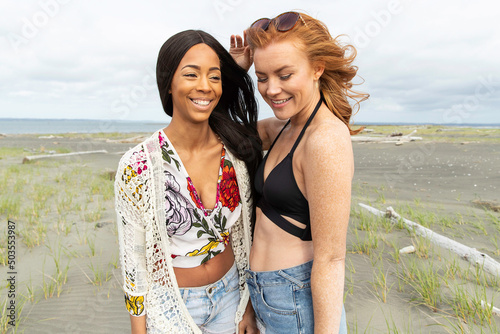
[179,262,240,334]
[246,260,347,334]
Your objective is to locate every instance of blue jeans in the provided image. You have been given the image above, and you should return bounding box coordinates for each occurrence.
[246,261,347,334]
[179,263,240,334]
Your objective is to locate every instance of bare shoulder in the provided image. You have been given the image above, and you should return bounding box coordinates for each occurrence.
[305,114,352,156]
[260,117,289,138]
[258,117,288,150]
[301,112,354,183]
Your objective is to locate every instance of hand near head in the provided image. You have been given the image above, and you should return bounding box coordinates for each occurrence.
[230,31,252,72]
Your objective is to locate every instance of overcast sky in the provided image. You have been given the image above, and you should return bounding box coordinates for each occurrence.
[1,0,499,125]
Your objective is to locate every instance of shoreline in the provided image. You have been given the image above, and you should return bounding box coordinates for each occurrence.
[1,122,500,136]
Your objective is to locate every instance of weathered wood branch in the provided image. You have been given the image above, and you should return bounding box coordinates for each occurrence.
[106,135,147,143]
[353,129,422,144]
[22,150,108,164]
[352,136,422,143]
[358,203,500,278]
[481,300,500,317]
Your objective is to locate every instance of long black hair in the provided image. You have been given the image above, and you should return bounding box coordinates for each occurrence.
[156,29,262,222]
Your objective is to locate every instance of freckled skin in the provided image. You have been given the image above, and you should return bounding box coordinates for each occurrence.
[305,118,353,334]
[252,41,353,333]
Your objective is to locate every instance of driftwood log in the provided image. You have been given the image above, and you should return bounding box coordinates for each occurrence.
[352,130,422,145]
[22,150,108,164]
[106,135,147,144]
[481,300,500,317]
[358,203,500,279]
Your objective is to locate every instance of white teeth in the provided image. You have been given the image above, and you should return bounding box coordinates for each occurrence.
[272,97,291,104]
[192,99,210,106]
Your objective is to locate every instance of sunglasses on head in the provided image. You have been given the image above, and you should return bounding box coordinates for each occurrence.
[250,11,306,32]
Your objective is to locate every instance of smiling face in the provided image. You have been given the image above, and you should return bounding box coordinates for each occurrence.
[253,40,323,120]
[170,43,222,124]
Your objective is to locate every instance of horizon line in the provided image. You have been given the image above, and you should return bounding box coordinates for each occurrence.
[1,117,500,126]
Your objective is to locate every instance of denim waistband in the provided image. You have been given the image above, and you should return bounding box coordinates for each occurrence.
[245,260,312,286]
[179,262,237,296]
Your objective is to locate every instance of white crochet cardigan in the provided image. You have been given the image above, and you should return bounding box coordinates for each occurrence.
[115,131,252,333]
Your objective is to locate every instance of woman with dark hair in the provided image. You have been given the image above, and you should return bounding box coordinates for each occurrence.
[230,11,369,333]
[115,30,261,334]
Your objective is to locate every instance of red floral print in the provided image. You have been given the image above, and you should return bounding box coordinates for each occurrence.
[186,178,203,210]
[220,232,230,245]
[219,162,240,212]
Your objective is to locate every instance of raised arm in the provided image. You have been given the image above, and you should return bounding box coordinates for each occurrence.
[303,122,353,333]
[230,31,252,72]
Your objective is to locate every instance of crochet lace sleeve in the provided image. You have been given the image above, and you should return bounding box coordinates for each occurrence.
[115,152,149,317]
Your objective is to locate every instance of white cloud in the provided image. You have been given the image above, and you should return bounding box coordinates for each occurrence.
[0,0,499,124]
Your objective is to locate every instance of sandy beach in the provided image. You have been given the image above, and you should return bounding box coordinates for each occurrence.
[1,127,499,333]
[348,138,500,333]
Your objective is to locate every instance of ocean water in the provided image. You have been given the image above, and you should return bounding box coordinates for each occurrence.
[0,118,167,134]
[360,122,500,128]
[1,119,499,135]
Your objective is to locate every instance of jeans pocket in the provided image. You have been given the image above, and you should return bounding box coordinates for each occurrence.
[277,270,311,291]
[259,284,297,315]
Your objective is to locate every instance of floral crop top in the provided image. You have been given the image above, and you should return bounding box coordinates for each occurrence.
[158,130,241,267]
[119,130,248,319]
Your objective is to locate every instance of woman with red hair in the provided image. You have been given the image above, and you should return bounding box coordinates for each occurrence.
[231,11,369,333]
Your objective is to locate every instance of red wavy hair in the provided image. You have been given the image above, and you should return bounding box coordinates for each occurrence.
[247,12,369,134]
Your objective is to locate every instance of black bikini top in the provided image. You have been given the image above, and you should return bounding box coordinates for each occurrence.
[254,98,322,241]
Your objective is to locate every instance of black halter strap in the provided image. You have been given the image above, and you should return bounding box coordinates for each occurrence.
[290,98,322,154]
[267,97,323,155]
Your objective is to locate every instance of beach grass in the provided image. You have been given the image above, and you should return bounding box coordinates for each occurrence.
[0,147,26,158]
[359,125,500,143]
[87,261,112,286]
[0,142,121,332]
[1,130,499,333]
[51,132,147,139]
[348,195,500,332]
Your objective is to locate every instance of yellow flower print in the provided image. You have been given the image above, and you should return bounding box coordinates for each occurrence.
[124,292,145,316]
[186,240,219,257]
[124,166,138,184]
[187,232,229,257]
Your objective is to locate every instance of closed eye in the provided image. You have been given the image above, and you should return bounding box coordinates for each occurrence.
[257,77,268,83]
[280,74,292,80]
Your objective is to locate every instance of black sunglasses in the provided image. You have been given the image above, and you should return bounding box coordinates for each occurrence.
[250,11,306,32]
